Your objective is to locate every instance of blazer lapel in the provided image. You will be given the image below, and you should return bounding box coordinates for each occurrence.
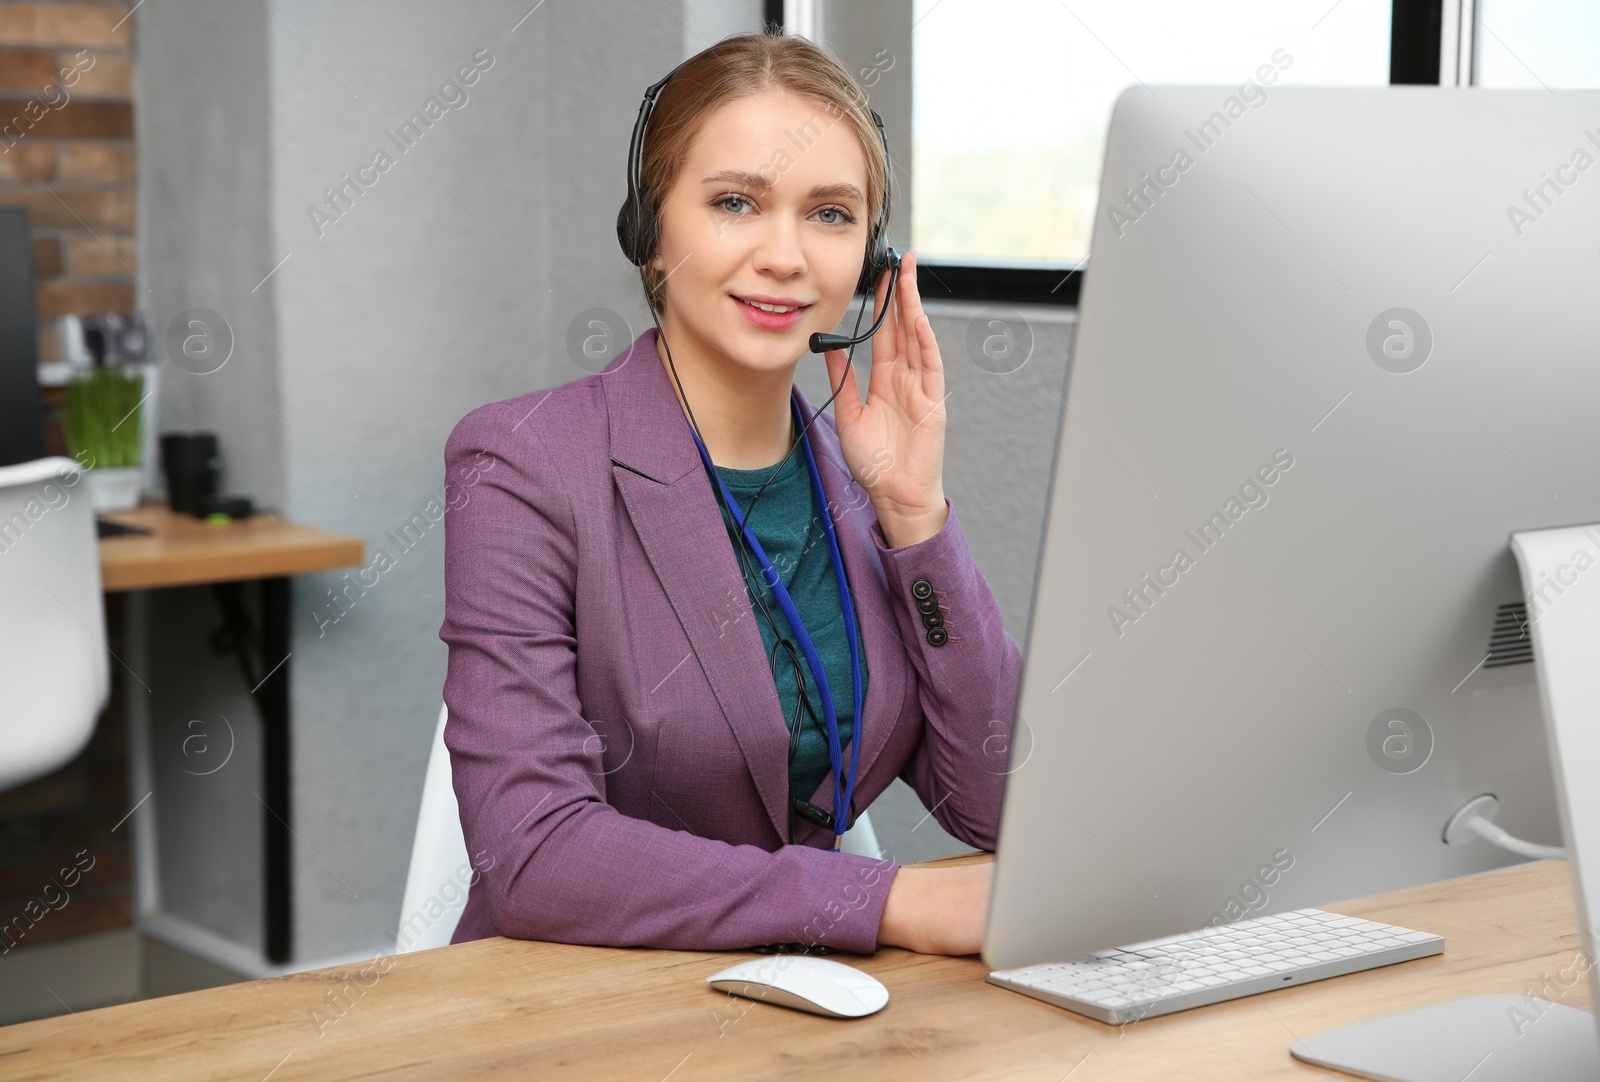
[603,328,903,843]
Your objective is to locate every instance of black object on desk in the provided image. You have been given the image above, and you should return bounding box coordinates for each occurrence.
[196,493,254,520]
[97,518,153,539]
[161,433,219,514]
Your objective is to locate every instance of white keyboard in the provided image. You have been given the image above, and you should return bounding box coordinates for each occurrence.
[987,908,1443,1025]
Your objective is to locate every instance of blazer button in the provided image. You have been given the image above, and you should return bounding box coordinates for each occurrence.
[916,596,939,616]
[927,627,949,647]
[921,610,944,630]
[911,578,934,600]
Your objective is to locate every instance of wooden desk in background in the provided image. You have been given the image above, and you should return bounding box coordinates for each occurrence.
[97,503,363,592]
[0,853,1587,1080]
[97,503,363,965]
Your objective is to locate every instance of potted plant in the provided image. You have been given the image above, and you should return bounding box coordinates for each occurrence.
[62,365,146,512]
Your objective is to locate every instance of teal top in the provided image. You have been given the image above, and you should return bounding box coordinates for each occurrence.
[713,443,868,814]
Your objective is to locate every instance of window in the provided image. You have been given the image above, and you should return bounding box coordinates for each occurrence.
[1474,0,1600,87]
[910,0,1393,271]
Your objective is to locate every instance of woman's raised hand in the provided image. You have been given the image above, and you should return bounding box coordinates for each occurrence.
[822,250,950,549]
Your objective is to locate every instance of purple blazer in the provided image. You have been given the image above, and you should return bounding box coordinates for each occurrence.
[439,327,1022,954]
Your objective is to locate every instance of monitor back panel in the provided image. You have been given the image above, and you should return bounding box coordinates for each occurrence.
[987,87,1600,970]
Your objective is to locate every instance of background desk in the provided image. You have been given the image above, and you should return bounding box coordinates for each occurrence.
[0,853,1585,1080]
[98,503,363,965]
[98,504,363,592]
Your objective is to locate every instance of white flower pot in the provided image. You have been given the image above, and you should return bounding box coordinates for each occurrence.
[84,466,143,512]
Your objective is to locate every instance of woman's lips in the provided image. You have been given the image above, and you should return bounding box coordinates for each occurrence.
[732,294,809,330]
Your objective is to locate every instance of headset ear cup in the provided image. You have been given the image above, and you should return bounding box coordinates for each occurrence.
[616,201,640,265]
[855,225,886,296]
[854,224,871,295]
[638,194,660,270]
[854,257,873,297]
[616,193,660,269]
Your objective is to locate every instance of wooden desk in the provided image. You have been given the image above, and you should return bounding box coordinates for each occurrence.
[96,502,363,964]
[0,854,1587,1080]
[97,503,363,592]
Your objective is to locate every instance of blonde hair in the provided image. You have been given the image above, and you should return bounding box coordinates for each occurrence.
[633,30,889,315]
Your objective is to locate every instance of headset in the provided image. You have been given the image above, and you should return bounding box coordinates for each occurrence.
[616,50,902,846]
[616,61,902,349]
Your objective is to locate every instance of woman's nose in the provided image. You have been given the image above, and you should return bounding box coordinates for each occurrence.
[750,215,806,277]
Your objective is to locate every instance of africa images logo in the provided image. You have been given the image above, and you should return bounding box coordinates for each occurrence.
[1107,449,1294,637]
[305,49,495,238]
[1105,48,1293,239]
[1504,128,1599,237]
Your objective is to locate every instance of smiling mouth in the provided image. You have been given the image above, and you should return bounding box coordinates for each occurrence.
[733,295,810,314]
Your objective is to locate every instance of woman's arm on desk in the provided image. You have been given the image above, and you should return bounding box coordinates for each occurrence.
[878,861,994,956]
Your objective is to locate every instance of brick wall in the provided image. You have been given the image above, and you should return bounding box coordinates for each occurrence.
[0,0,136,951]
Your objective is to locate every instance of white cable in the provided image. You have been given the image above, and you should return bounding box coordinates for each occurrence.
[1466,815,1567,861]
[1443,793,1567,860]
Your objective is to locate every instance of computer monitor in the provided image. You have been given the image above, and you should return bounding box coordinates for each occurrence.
[984,85,1600,980]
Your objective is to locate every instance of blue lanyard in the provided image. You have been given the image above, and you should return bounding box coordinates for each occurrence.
[684,391,864,847]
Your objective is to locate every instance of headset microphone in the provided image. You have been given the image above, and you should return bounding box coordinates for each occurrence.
[808,247,900,355]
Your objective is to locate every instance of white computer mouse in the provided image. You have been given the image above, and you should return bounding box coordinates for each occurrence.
[706,954,890,1018]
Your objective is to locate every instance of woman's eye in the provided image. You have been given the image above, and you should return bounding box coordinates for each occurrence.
[713,196,855,225]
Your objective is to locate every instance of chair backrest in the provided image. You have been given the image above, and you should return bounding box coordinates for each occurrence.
[397,702,882,951]
[839,805,882,859]
[0,457,109,793]
[396,703,471,953]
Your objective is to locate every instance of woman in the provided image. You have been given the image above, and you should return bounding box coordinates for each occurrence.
[440,30,1021,956]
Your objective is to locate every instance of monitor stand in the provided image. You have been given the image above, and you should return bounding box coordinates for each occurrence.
[1290,524,1600,1081]
[1289,994,1598,1080]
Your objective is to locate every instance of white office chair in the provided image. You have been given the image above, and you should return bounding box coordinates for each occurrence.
[397,704,471,953]
[398,703,883,952]
[0,456,110,793]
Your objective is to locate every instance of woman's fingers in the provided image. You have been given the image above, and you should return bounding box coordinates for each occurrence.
[913,309,943,404]
[860,259,895,406]
[823,348,862,427]
[870,256,899,367]
[897,251,921,381]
